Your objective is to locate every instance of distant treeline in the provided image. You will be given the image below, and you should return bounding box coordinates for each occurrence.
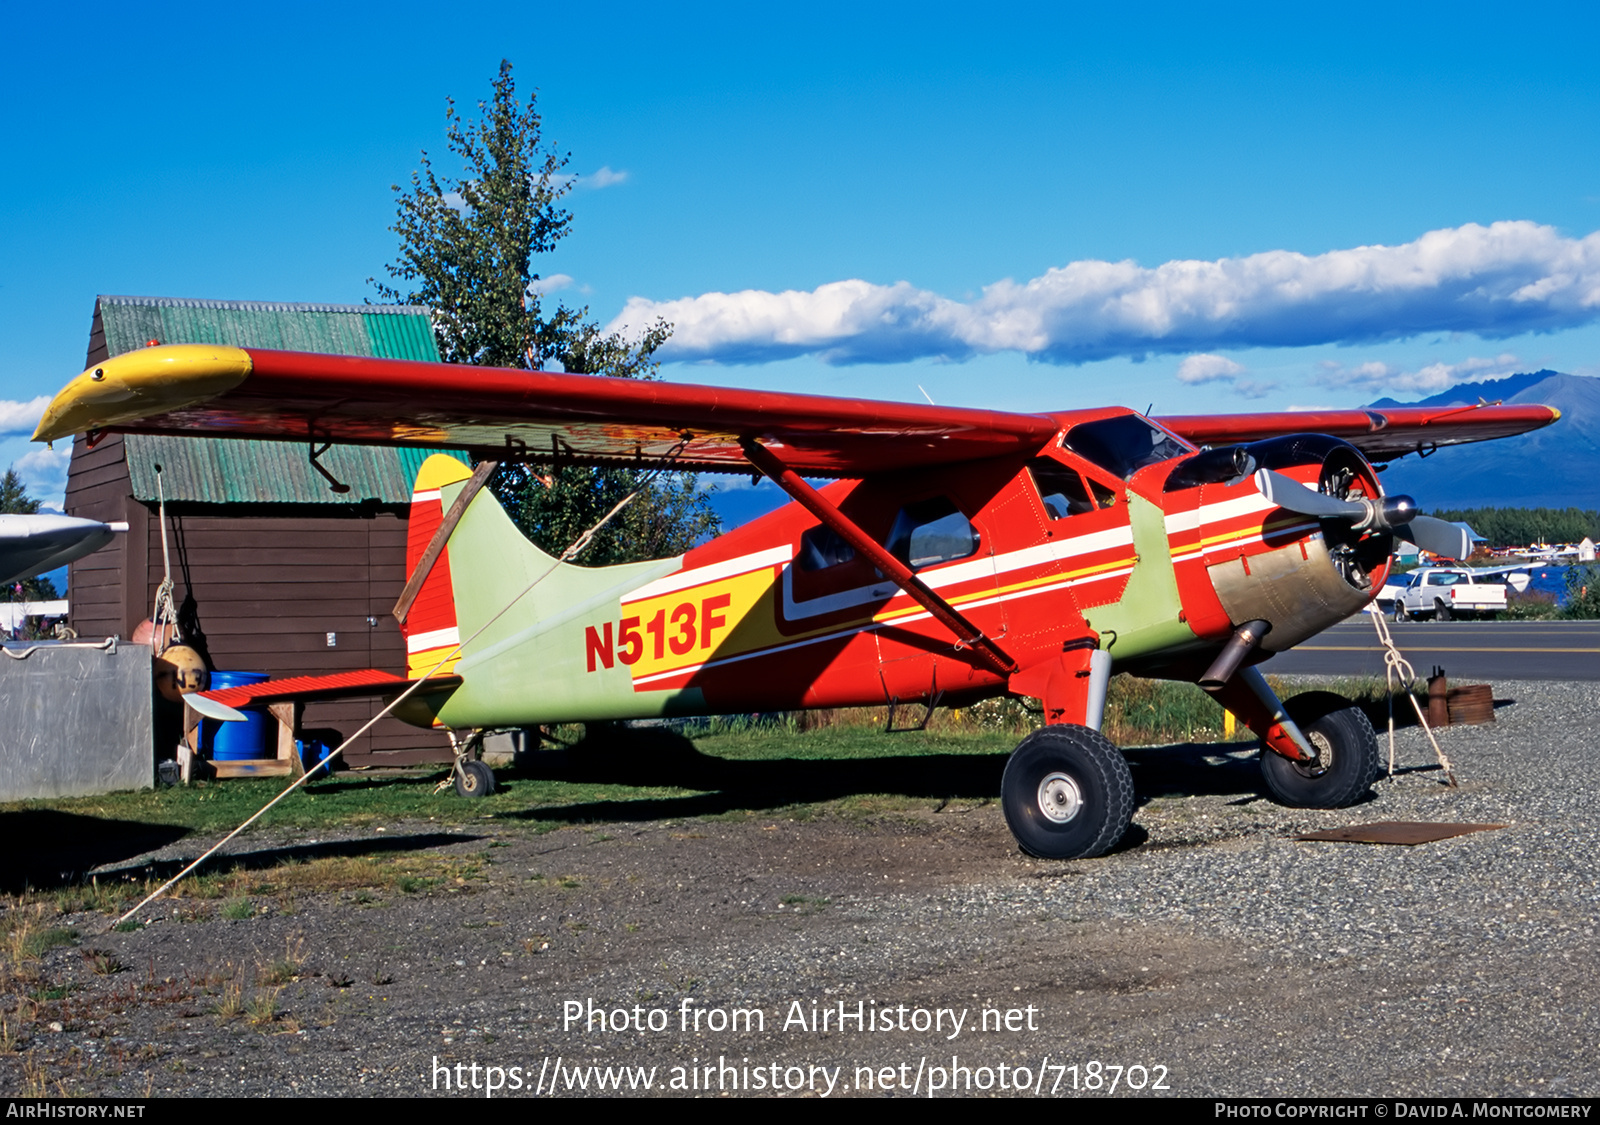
[1428,507,1600,548]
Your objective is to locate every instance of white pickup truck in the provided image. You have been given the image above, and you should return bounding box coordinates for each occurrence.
[1392,568,1507,621]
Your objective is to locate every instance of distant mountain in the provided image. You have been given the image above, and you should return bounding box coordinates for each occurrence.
[1369,370,1600,509]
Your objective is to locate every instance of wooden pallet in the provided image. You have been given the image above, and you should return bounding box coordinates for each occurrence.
[180,699,305,782]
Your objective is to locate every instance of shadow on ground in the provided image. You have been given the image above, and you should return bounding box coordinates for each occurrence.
[499,725,1288,825]
[0,807,477,893]
[0,811,190,893]
[87,832,481,887]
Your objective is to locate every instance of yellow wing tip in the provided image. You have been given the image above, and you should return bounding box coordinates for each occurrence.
[32,344,253,443]
[414,453,474,492]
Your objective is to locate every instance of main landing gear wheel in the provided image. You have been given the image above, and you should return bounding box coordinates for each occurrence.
[1001,725,1135,859]
[454,758,496,798]
[1259,691,1379,809]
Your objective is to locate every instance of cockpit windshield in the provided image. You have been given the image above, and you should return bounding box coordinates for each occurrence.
[1062,415,1193,480]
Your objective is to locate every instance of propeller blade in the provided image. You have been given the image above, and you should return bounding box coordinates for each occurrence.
[1394,516,1471,561]
[1254,468,1366,521]
[184,692,249,723]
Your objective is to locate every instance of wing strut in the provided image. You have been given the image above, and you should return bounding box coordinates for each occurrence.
[740,438,1017,677]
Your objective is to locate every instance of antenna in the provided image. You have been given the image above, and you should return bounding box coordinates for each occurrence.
[917,385,936,405]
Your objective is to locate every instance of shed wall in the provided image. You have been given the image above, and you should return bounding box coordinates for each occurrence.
[64,437,451,765]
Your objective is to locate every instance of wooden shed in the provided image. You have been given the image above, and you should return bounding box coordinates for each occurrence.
[64,295,462,765]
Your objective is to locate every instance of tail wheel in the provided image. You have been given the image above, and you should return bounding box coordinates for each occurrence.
[1001,725,1135,859]
[454,758,496,798]
[1260,691,1378,809]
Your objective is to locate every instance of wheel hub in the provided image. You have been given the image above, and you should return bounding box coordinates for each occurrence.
[1037,771,1083,824]
[1290,730,1333,778]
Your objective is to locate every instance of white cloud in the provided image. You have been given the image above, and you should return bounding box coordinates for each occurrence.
[1318,353,1521,394]
[1173,353,1276,398]
[547,166,630,192]
[1175,354,1245,384]
[13,447,69,506]
[0,396,49,436]
[528,273,574,297]
[605,221,1600,366]
[581,166,628,189]
[1232,379,1278,400]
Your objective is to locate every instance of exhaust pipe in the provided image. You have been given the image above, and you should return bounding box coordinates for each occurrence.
[1199,619,1271,692]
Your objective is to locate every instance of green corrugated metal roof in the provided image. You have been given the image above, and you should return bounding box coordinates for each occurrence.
[126,436,423,505]
[98,296,467,504]
[98,294,442,361]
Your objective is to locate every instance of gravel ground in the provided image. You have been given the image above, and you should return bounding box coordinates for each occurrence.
[6,680,1598,1099]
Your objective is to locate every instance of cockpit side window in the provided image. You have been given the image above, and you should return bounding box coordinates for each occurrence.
[886,498,980,570]
[797,525,856,572]
[1028,458,1110,519]
[1063,415,1193,480]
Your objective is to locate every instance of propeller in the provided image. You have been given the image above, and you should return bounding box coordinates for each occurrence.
[183,692,248,723]
[1254,468,1471,559]
[1391,518,1472,562]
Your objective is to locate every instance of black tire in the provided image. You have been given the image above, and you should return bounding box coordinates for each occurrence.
[454,758,496,798]
[1392,602,1407,622]
[1435,598,1452,622]
[1000,725,1135,859]
[1259,691,1378,809]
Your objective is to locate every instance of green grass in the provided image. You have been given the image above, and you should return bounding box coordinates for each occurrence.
[1,675,1415,890]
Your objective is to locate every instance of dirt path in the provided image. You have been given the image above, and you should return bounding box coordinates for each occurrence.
[7,682,1598,1098]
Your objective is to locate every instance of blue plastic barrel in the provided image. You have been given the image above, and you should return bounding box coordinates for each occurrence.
[200,670,272,761]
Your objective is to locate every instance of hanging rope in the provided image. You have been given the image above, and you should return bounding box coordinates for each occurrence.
[150,469,180,653]
[115,444,688,927]
[1365,604,1457,786]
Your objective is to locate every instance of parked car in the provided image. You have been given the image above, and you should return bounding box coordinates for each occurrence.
[1393,568,1507,621]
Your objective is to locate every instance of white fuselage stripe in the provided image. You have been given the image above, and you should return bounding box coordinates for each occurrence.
[630,561,1137,687]
[407,625,460,653]
[1163,491,1277,535]
[622,546,790,603]
[781,524,1134,620]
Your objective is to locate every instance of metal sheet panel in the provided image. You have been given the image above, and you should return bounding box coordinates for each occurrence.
[123,434,411,504]
[0,641,153,800]
[92,295,446,505]
[364,311,441,362]
[1296,821,1506,845]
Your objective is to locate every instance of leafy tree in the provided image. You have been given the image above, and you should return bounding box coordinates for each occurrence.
[376,61,717,563]
[2,466,60,601]
[0,467,39,515]
[1430,506,1600,549]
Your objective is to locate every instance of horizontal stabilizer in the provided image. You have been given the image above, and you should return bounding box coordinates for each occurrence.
[197,669,464,710]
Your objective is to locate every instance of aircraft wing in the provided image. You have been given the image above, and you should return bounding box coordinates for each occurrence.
[1156,404,1561,460]
[0,514,126,586]
[33,345,1060,477]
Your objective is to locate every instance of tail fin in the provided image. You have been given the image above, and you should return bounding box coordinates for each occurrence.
[398,455,685,727]
[401,454,473,678]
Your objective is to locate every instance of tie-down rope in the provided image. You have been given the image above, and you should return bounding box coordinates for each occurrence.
[115,444,687,927]
[1364,604,1457,787]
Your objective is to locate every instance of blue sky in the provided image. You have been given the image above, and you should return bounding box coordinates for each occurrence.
[4,2,1600,508]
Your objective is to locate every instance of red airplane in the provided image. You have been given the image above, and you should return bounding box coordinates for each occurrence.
[33,344,1560,858]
